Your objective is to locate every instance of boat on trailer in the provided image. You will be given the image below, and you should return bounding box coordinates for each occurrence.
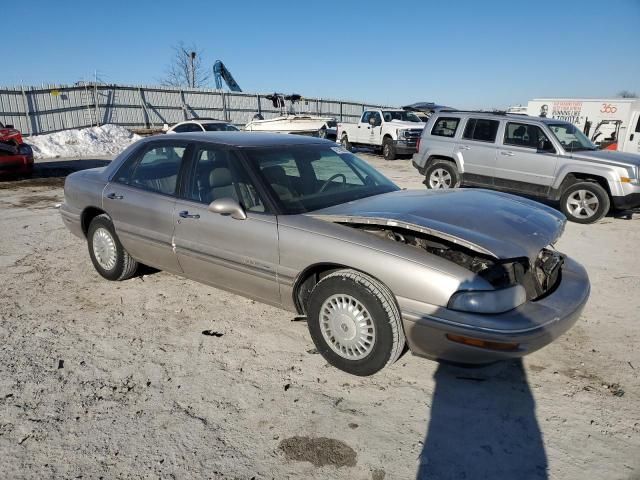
[245,94,335,137]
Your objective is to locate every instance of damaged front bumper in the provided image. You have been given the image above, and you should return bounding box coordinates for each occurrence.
[398,256,590,364]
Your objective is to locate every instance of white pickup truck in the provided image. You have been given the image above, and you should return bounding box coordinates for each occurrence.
[337,109,425,160]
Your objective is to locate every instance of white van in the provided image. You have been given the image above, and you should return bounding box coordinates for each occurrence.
[527,98,640,154]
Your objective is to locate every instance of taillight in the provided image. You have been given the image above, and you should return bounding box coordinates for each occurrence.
[416,137,421,151]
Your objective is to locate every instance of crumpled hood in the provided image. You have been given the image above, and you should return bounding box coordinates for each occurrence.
[571,149,640,168]
[309,189,566,260]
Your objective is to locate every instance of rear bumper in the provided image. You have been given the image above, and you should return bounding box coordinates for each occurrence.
[412,159,425,175]
[60,203,85,239]
[399,256,590,364]
[0,155,34,173]
[612,192,640,211]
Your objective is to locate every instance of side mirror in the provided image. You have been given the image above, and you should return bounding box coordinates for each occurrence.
[208,198,247,220]
[368,116,377,126]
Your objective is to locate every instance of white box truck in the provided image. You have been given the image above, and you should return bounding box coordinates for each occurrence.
[527,98,640,154]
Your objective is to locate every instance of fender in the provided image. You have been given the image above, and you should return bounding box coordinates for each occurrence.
[552,162,626,198]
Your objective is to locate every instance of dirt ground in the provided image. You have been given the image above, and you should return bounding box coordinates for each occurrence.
[1,153,639,480]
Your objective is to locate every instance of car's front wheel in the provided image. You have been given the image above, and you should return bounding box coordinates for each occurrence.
[87,214,139,281]
[306,269,405,376]
[560,181,610,224]
[382,137,397,160]
[424,161,460,189]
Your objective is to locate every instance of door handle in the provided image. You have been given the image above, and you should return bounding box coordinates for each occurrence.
[500,151,515,156]
[459,146,471,150]
[106,192,123,199]
[179,210,200,219]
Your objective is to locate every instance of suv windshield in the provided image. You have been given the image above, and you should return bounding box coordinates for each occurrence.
[245,145,399,214]
[382,111,423,123]
[548,123,597,152]
[203,123,239,132]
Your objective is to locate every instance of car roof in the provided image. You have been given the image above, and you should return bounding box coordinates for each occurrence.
[434,111,572,124]
[180,119,229,124]
[150,131,331,147]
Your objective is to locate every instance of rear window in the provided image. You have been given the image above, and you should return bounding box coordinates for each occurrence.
[430,117,460,138]
[462,118,500,142]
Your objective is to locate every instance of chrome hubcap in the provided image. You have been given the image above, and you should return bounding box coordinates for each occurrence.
[93,227,117,270]
[429,168,452,189]
[566,190,599,219]
[320,294,375,360]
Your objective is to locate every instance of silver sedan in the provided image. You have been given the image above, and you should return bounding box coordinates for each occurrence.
[60,132,590,375]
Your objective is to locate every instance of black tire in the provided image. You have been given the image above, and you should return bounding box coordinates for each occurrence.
[306,269,405,376]
[18,143,33,157]
[559,181,610,224]
[87,214,138,281]
[382,137,396,160]
[340,134,353,152]
[424,160,460,189]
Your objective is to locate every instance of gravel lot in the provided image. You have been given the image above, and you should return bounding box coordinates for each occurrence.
[1,153,639,479]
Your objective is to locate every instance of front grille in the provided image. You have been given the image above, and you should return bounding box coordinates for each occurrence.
[405,129,423,139]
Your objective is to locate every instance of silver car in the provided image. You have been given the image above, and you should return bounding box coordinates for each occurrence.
[413,111,640,224]
[60,133,590,375]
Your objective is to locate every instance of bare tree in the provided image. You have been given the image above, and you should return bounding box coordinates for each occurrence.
[162,42,211,88]
[617,90,638,98]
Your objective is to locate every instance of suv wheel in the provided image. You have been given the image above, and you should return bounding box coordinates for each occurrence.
[424,161,460,189]
[382,138,396,160]
[340,134,353,152]
[560,181,610,224]
[306,269,405,376]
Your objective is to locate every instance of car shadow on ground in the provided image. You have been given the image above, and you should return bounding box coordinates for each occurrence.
[0,159,111,188]
[416,359,548,480]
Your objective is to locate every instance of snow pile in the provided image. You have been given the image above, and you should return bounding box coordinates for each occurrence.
[27,124,142,159]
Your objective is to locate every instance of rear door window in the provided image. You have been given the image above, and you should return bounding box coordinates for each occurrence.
[115,143,188,195]
[462,118,500,142]
[173,123,203,133]
[431,117,460,138]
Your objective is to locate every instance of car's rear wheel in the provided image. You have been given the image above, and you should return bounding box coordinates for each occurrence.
[424,161,460,189]
[560,181,610,224]
[340,134,353,152]
[382,137,396,160]
[306,269,405,376]
[88,214,138,281]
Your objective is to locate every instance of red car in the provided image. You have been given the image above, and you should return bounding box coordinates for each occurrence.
[0,122,34,175]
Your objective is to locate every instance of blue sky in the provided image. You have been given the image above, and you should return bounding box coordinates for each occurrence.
[3,0,639,109]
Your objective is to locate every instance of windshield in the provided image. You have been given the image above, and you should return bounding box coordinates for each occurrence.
[548,123,597,152]
[245,145,399,214]
[382,111,423,123]
[203,123,239,132]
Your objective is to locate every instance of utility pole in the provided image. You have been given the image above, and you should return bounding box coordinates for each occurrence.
[190,51,196,88]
